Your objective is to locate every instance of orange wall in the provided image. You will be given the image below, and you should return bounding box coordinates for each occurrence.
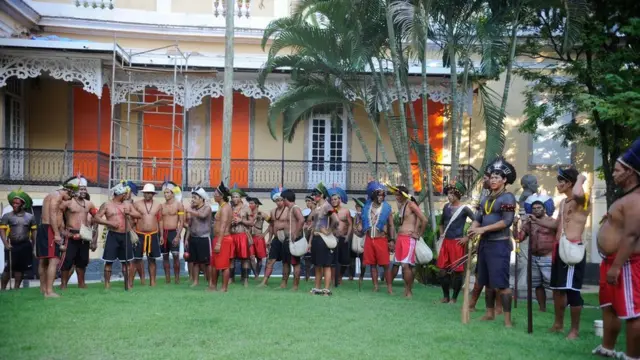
[141,88,184,184]
[209,93,250,187]
[406,99,445,192]
[72,85,111,183]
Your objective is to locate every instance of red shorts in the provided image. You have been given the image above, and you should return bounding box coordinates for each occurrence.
[210,236,233,270]
[35,224,61,259]
[393,234,416,265]
[363,235,389,266]
[599,254,640,319]
[250,235,267,259]
[231,232,250,259]
[436,238,465,273]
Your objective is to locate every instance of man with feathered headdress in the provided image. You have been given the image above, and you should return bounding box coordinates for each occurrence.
[93,181,143,290]
[59,175,99,290]
[360,180,395,294]
[546,166,590,339]
[1,188,36,290]
[350,197,367,284]
[594,137,640,358]
[209,182,234,292]
[468,157,518,327]
[185,186,213,288]
[436,180,475,303]
[228,184,254,286]
[327,185,352,286]
[388,184,428,298]
[35,176,80,297]
[160,180,185,284]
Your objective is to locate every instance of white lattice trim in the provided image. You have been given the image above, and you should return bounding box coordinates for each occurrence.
[0,55,103,98]
[106,72,453,110]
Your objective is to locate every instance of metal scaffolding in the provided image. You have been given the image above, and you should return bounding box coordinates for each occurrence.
[108,41,191,189]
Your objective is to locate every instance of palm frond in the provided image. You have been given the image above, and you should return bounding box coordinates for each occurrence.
[477,82,506,178]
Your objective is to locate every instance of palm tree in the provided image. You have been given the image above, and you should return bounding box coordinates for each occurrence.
[221,0,235,184]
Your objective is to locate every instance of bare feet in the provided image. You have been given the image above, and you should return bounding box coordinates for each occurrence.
[469,307,477,312]
[372,286,379,292]
[539,308,547,312]
[504,321,513,328]
[78,284,88,289]
[207,286,218,292]
[495,308,503,315]
[190,283,199,288]
[566,329,579,340]
[175,278,180,285]
[279,282,287,289]
[292,287,298,291]
[440,298,450,303]
[548,324,564,333]
[480,314,495,321]
[450,299,457,304]
[44,292,60,298]
[387,289,393,295]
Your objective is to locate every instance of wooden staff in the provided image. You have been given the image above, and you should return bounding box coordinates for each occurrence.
[527,223,533,333]
[461,236,475,324]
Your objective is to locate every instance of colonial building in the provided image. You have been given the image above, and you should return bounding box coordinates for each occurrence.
[0,0,604,268]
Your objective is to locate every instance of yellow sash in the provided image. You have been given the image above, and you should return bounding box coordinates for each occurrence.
[136,230,158,256]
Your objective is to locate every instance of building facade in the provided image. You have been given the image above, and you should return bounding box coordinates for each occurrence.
[0,0,603,266]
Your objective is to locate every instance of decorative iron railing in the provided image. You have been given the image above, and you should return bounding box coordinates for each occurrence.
[0,148,479,194]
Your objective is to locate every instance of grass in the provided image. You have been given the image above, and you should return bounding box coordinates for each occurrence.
[0,278,607,360]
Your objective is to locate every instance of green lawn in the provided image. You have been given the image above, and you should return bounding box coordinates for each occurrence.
[0,278,607,360]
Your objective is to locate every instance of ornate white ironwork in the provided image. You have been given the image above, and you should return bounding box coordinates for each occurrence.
[0,55,103,98]
[106,72,453,110]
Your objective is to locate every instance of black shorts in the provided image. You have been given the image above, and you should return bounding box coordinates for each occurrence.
[311,235,333,267]
[35,224,61,259]
[133,232,161,260]
[189,236,210,265]
[332,236,350,266]
[184,241,191,263]
[102,231,134,263]
[3,241,33,273]
[550,245,586,291]
[268,237,300,264]
[162,229,180,254]
[61,231,90,271]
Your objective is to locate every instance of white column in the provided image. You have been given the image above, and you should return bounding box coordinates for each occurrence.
[590,147,606,264]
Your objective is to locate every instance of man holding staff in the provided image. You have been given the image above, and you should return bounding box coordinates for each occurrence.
[468,158,517,328]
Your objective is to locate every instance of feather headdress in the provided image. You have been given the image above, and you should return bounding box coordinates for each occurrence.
[271,185,285,201]
[7,188,32,210]
[230,183,248,198]
[162,179,183,202]
[327,184,347,204]
[366,180,387,200]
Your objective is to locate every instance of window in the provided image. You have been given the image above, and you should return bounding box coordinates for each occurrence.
[529,98,573,167]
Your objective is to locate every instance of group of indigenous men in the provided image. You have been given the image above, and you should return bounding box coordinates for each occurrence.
[2,139,640,359]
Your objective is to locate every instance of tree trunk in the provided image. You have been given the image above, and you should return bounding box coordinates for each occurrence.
[363,76,393,178]
[221,0,235,184]
[456,59,471,178]
[385,1,413,190]
[398,45,422,195]
[448,27,459,180]
[420,7,436,231]
[346,105,377,177]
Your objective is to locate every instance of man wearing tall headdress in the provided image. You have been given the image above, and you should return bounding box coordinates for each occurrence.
[302,194,316,282]
[469,163,502,312]
[593,138,640,359]
[350,197,367,283]
[36,178,78,297]
[93,182,143,289]
[308,183,338,295]
[1,189,36,290]
[468,157,518,327]
[544,167,589,339]
[229,186,253,287]
[210,182,233,292]
[259,187,293,288]
[436,181,475,303]
[328,185,352,286]
[160,181,184,284]
[361,181,395,294]
[59,176,98,289]
[388,185,428,298]
[129,184,163,287]
[247,196,269,278]
[185,187,212,288]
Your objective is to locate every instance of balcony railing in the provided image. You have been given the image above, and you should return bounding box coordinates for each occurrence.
[0,148,478,195]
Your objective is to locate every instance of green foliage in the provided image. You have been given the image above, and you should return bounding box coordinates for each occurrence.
[517,0,640,207]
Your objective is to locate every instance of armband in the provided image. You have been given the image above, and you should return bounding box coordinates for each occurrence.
[30,225,37,230]
[500,204,516,213]
[0,225,8,229]
[177,211,185,215]
[583,192,590,211]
